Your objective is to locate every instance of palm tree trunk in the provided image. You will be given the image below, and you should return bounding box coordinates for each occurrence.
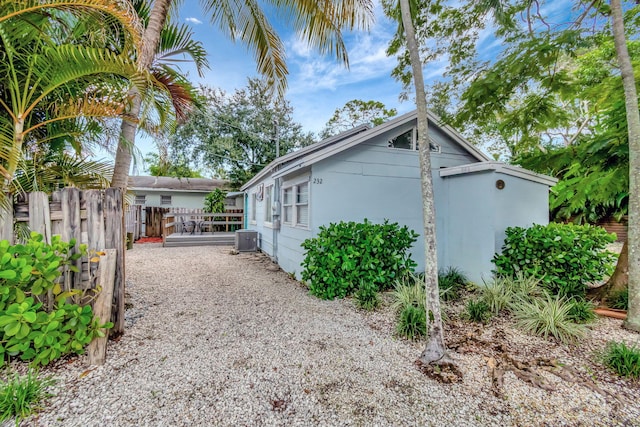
[611,0,640,332]
[398,0,446,363]
[110,0,172,189]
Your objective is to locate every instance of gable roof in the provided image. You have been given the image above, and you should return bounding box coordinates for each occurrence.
[241,110,490,190]
[129,176,227,192]
[240,124,370,190]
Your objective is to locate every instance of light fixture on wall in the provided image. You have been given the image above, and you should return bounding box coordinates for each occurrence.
[496,179,505,190]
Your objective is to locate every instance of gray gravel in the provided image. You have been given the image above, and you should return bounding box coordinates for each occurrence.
[27,244,640,426]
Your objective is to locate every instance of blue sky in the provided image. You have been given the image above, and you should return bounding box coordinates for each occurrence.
[128,0,578,173]
[132,0,414,168]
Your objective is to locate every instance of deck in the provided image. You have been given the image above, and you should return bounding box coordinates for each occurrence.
[163,232,235,248]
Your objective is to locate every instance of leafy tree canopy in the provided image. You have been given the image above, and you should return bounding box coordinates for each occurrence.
[165,78,315,189]
[320,99,398,138]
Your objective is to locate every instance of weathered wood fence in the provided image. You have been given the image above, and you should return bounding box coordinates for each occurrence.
[125,204,142,241]
[0,188,126,335]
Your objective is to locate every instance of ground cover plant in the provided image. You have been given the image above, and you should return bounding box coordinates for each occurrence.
[601,341,640,379]
[438,267,469,302]
[301,220,418,299]
[0,234,112,366]
[0,369,54,424]
[492,223,616,298]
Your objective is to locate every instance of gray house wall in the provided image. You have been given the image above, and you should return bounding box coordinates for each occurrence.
[257,122,481,279]
[441,170,551,283]
[132,190,208,209]
[243,112,553,285]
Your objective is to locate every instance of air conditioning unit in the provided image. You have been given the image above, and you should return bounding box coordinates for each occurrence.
[235,230,258,252]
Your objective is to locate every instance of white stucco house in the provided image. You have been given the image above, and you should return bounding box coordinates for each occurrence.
[240,110,557,283]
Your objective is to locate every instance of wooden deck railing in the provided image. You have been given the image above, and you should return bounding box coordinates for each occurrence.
[162,210,243,244]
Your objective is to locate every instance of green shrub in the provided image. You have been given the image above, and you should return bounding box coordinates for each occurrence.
[601,341,640,379]
[608,288,629,310]
[463,299,491,323]
[396,305,426,339]
[438,267,468,301]
[0,234,112,366]
[511,294,588,344]
[0,369,54,424]
[566,298,597,324]
[492,223,616,298]
[301,220,418,299]
[355,280,381,311]
[204,188,225,214]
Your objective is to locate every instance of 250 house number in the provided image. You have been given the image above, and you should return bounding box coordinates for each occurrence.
[312,178,323,184]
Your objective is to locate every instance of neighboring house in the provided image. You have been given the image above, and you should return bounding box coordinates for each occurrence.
[129,176,227,209]
[240,110,557,284]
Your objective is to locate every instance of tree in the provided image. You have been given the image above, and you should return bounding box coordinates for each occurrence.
[320,99,398,138]
[166,79,315,189]
[0,1,143,204]
[610,0,639,331]
[110,0,374,190]
[390,0,447,365]
[433,0,640,330]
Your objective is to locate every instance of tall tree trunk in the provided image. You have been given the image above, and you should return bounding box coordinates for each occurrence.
[110,0,172,189]
[593,239,628,302]
[611,0,640,332]
[398,0,446,363]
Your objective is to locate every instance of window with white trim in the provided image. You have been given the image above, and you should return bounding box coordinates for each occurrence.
[134,195,146,205]
[387,128,440,152]
[296,182,309,226]
[250,192,256,223]
[282,187,293,224]
[264,184,273,223]
[160,195,172,205]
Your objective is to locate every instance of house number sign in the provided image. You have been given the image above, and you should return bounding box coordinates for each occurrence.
[313,178,323,184]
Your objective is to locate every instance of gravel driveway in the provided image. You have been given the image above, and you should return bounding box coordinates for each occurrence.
[30,244,639,426]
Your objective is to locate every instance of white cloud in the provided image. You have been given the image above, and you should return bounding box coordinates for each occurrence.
[186,17,203,25]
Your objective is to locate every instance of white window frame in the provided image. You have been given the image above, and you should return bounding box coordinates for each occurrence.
[134,195,146,205]
[250,192,257,224]
[281,175,310,229]
[264,184,273,225]
[295,182,309,227]
[282,187,293,225]
[387,127,441,153]
[160,195,172,205]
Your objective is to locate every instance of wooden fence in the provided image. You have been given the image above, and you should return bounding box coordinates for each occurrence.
[125,204,142,241]
[0,188,126,335]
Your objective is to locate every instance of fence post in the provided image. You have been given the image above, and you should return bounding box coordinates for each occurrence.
[87,249,116,365]
[0,196,13,243]
[29,192,51,243]
[105,188,125,335]
[62,188,82,291]
[85,190,105,253]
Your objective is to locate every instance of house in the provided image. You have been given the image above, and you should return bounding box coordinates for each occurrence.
[240,111,557,283]
[128,176,228,209]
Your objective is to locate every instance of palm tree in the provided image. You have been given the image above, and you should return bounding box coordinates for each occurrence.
[110,0,374,189]
[0,1,144,203]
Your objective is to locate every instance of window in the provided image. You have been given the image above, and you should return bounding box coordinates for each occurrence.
[250,193,256,223]
[388,129,413,150]
[134,195,146,205]
[282,187,293,224]
[282,179,310,228]
[388,128,440,152]
[295,182,309,226]
[160,195,172,205]
[264,185,273,223]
